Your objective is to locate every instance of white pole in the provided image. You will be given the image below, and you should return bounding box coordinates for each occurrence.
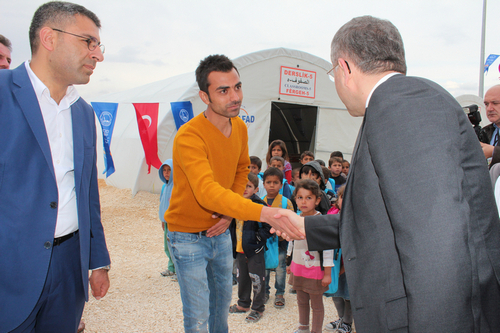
[479,0,487,97]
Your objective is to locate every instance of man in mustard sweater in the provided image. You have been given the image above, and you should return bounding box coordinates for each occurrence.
[165,55,298,332]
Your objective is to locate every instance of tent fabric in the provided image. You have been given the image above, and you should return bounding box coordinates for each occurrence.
[92,47,362,194]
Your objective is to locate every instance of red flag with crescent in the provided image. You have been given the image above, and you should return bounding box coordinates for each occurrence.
[133,103,162,173]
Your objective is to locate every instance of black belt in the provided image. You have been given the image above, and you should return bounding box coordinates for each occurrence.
[53,230,79,246]
[190,230,208,236]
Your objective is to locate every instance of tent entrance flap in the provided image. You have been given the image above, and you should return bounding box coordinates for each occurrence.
[269,102,318,167]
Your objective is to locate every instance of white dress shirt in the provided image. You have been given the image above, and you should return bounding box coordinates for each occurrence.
[25,61,80,238]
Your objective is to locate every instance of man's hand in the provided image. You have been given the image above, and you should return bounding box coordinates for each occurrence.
[90,269,110,300]
[481,142,494,159]
[260,206,305,240]
[207,213,232,237]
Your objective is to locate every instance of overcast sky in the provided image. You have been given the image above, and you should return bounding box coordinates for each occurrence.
[2,0,500,102]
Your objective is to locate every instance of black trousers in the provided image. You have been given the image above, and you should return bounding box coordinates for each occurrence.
[236,251,266,312]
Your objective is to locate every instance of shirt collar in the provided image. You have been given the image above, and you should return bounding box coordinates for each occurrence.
[365,72,401,108]
[24,61,80,110]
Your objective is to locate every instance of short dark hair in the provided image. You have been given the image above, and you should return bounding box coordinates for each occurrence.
[250,156,262,170]
[29,1,101,54]
[263,167,283,184]
[270,156,285,166]
[329,156,343,167]
[247,172,259,189]
[300,151,314,160]
[330,151,344,159]
[293,179,322,200]
[0,34,12,51]
[195,54,238,95]
[316,159,325,167]
[331,15,406,75]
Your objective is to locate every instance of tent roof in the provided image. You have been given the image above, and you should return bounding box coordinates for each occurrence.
[95,47,332,104]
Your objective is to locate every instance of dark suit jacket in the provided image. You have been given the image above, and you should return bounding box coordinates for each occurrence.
[305,75,500,332]
[481,123,500,167]
[0,64,110,332]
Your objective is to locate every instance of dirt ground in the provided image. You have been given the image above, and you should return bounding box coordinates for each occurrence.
[81,180,344,332]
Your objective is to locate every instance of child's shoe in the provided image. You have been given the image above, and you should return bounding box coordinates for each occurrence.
[337,322,352,333]
[293,325,310,333]
[325,318,342,331]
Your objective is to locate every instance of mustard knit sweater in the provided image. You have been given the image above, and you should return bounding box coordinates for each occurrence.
[165,113,264,232]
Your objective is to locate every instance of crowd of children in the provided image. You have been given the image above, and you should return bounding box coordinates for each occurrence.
[158,141,353,332]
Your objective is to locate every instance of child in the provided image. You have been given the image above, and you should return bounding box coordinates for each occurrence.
[250,155,266,198]
[287,179,334,333]
[266,139,292,183]
[322,166,336,203]
[229,172,271,323]
[329,156,346,192]
[300,161,331,215]
[269,156,294,200]
[300,151,314,165]
[158,159,176,280]
[262,167,294,309]
[325,186,352,333]
[342,160,350,177]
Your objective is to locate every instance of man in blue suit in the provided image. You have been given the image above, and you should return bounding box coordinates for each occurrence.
[0,2,110,332]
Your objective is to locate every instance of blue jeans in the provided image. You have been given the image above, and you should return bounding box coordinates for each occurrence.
[168,229,232,333]
[265,240,288,296]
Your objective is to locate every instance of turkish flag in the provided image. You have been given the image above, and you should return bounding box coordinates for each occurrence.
[133,103,162,173]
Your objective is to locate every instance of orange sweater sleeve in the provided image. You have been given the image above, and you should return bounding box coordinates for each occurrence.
[165,115,263,233]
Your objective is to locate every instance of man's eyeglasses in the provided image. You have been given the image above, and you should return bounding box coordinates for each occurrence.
[326,60,351,78]
[52,28,105,54]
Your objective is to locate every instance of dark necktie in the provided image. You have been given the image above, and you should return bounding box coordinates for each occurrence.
[494,130,499,146]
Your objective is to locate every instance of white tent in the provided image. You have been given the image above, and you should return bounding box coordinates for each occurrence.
[92,47,362,194]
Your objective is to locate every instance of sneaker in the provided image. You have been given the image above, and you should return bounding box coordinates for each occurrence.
[171,273,178,282]
[325,318,342,331]
[337,322,352,333]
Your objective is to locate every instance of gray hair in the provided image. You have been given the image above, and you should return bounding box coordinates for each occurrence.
[331,16,406,75]
[29,1,101,54]
[0,34,12,51]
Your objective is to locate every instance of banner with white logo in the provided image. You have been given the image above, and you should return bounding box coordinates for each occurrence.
[171,101,194,130]
[91,102,118,178]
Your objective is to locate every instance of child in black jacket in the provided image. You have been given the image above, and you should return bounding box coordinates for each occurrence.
[229,172,272,323]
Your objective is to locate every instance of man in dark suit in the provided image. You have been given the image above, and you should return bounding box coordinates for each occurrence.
[480,85,500,186]
[0,2,110,332]
[274,16,500,332]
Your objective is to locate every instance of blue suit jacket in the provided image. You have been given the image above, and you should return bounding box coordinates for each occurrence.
[0,64,110,332]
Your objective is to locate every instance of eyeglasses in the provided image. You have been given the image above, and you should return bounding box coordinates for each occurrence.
[52,28,105,54]
[326,65,339,78]
[326,60,351,78]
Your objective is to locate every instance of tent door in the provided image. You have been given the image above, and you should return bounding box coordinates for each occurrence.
[269,102,318,168]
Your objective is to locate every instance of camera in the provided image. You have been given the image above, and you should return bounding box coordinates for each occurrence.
[463,104,487,142]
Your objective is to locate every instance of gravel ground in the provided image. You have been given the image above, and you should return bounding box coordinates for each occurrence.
[81,180,349,332]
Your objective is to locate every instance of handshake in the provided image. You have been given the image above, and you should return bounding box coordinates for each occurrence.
[259,207,306,241]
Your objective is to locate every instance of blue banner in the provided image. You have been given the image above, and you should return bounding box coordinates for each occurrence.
[91,102,118,178]
[484,54,500,73]
[171,101,194,130]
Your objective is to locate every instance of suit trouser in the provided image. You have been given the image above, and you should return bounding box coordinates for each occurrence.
[10,234,85,333]
[236,251,266,312]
